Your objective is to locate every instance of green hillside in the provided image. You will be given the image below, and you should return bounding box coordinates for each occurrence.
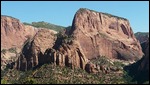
[23,21,65,32]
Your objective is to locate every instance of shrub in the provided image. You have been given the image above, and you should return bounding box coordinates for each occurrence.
[113,61,125,68]
[80,8,128,20]
[8,48,16,53]
[22,77,37,84]
[23,22,31,25]
[2,61,142,84]
[23,21,65,32]
[1,78,8,84]
[90,55,112,66]
[1,49,7,54]
[2,15,19,20]
[101,12,127,20]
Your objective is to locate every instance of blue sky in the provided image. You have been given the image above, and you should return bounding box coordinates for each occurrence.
[1,1,149,33]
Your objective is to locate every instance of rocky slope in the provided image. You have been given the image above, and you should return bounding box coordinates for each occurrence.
[15,8,144,72]
[16,29,89,71]
[1,15,38,49]
[68,8,143,60]
[124,38,149,83]
[1,15,58,70]
[1,15,38,70]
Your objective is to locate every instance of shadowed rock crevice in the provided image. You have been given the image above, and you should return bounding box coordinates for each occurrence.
[121,24,129,36]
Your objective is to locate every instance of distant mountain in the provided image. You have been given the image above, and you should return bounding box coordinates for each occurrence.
[23,21,65,32]
[134,32,149,43]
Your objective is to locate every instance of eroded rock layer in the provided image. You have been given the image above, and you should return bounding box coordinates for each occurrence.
[68,8,143,60]
[16,8,144,71]
[16,29,56,71]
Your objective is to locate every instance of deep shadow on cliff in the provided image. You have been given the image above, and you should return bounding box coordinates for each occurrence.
[124,38,149,84]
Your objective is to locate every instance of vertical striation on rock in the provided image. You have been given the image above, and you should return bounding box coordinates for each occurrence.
[1,15,38,49]
[15,8,144,72]
[16,29,57,71]
[68,8,143,60]
[1,15,38,70]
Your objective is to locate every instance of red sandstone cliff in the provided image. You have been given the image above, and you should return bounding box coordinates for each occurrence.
[16,29,57,71]
[68,8,143,60]
[1,15,37,49]
[1,15,38,70]
[15,8,144,72]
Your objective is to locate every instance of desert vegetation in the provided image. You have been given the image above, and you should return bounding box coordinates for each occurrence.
[2,56,148,84]
[78,8,127,20]
[23,21,65,32]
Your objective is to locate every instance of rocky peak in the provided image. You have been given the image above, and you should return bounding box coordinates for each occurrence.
[69,8,143,60]
[70,8,133,38]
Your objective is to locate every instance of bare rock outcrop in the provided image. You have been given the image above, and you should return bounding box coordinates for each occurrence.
[68,8,143,61]
[44,40,88,69]
[16,29,57,71]
[1,15,38,70]
[1,15,37,49]
[16,32,88,71]
[15,8,144,72]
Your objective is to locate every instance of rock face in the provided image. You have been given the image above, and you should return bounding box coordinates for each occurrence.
[1,15,37,49]
[1,15,38,70]
[44,40,88,69]
[68,8,143,60]
[16,8,144,72]
[16,29,57,71]
[1,50,17,70]
[16,31,89,71]
[124,38,149,83]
